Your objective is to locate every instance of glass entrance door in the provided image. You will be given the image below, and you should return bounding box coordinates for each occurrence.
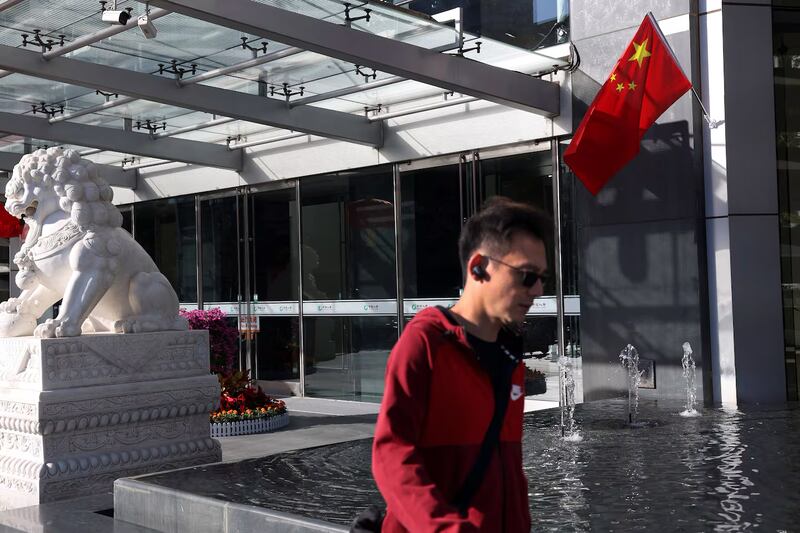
[246,184,300,389]
[400,154,468,317]
[300,166,398,402]
[198,183,302,394]
[141,144,580,404]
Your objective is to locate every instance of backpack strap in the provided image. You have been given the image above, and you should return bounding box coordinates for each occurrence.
[450,351,517,516]
[434,306,521,517]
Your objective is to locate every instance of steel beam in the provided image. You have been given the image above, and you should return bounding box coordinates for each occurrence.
[0,7,170,80]
[135,0,560,116]
[50,46,303,124]
[0,0,25,12]
[0,111,243,171]
[0,45,382,147]
[0,150,138,189]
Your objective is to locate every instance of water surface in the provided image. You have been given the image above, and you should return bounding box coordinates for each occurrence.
[140,400,799,531]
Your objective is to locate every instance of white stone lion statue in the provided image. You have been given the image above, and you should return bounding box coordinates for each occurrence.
[0,147,188,338]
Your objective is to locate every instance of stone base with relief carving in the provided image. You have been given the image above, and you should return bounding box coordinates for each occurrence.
[0,330,222,510]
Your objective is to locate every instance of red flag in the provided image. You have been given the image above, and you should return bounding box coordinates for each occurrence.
[563,13,692,195]
[0,205,22,239]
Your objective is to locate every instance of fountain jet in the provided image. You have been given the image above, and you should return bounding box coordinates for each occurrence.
[619,344,643,425]
[559,356,581,441]
[680,342,700,417]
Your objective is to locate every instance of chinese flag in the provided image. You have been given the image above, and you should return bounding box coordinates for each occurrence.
[0,206,22,239]
[564,13,692,195]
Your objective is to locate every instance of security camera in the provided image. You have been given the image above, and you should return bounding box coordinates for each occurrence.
[101,8,132,25]
[137,14,157,39]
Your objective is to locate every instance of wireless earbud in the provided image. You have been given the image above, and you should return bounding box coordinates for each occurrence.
[471,264,486,280]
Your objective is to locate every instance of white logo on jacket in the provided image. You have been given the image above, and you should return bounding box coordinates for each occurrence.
[510,384,523,401]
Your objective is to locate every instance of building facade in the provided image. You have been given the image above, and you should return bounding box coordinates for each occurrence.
[0,0,796,405]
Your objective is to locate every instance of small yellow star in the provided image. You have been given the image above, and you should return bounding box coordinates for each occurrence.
[628,39,652,67]
[610,72,617,82]
[616,83,624,92]
[628,81,637,90]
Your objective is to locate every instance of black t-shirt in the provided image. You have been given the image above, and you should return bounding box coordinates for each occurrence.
[466,332,507,390]
[438,307,519,397]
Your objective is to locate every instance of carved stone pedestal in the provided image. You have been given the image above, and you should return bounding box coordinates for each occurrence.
[0,330,222,510]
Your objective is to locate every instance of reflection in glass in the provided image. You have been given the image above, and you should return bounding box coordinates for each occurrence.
[253,316,300,381]
[222,315,243,373]
[408,0,569,50]
[304,316,398,402]
[559,150,581,297]
[250,187,299,301]
[133,195,197,303]
[0,272,8,304]
[775,6,800,400]
[201,195,240,303]
[522,314,581,402]
[401,164,463,298]
[301,167,396,300]
[480,151,557,295]
[120,209,132,234]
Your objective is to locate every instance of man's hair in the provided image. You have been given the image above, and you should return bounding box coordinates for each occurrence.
[458,196,553,278]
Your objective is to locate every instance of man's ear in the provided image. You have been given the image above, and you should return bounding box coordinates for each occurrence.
[468,253,486,281]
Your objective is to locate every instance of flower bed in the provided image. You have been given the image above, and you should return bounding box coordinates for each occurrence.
[525,367,547,396]
[211,412,290,438]
[179,308,291,431]
[210,399,288,437]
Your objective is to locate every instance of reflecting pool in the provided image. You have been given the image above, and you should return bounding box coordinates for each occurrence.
[137,400,799,531]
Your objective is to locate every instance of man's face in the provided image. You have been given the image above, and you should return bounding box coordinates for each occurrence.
[481,233,548,326]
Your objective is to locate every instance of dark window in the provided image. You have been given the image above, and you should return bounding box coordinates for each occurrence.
[133,196,197,303]
[120,209,132,234]
[480,150,571,296]
[401,163,464,298]
[0,271,8,304]
[253,316,299,380]
[774,5,800,400]
[301,167,396,300]
[250,187,298,302]
[201,195,241,303]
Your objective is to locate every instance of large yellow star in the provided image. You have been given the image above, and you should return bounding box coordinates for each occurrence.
[628,38,652,67]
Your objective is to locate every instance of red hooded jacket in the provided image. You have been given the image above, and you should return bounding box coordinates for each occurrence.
[372,307,530,532]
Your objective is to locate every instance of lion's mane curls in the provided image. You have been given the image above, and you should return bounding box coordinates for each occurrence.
[7,147,123,229]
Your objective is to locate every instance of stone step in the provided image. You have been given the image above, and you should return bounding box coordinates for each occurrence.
[115,476,348,533]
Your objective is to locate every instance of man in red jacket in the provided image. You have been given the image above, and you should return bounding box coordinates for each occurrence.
[372,197,551,532]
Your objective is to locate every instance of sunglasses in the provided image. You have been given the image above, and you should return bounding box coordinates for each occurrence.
[485,256,548,288]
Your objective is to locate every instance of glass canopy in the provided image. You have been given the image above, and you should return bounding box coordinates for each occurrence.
[0,0,570,169]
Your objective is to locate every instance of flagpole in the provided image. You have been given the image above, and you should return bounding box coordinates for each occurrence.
[689,87,722,128]
[647,12,721,129]
[551,140,566,437]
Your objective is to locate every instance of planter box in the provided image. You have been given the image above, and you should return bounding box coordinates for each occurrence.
[210,413,289,438]
[525,376,547,396]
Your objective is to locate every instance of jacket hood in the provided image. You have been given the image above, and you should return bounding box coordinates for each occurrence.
[410,306,524,356]
[409,306,471,348]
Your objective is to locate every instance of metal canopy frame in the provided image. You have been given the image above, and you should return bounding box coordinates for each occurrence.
[0,150,137,189]
[0,0,565,171]
[0,111,243,171]
[0,45,383,147]
[136,0,560,116]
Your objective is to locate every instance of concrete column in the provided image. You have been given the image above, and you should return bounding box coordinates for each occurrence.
[711,0,786,403]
